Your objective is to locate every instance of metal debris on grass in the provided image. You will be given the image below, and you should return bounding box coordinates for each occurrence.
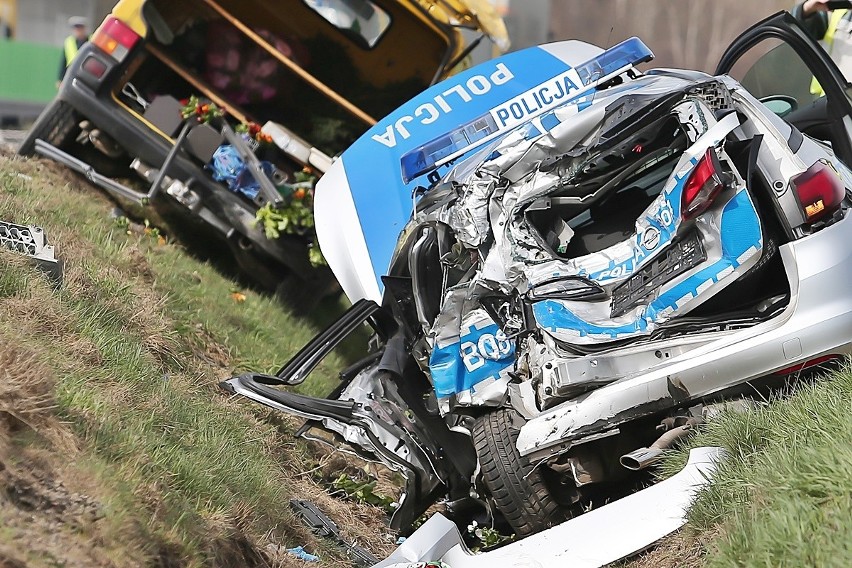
[290,498,379,567]
[0,220,63,287]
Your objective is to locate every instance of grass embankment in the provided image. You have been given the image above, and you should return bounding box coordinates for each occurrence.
[632,366,852,568]
[0,151,393,567]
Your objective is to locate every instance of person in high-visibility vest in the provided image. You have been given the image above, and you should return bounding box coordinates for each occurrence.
[58,17,88,85]
[793,0,852,95]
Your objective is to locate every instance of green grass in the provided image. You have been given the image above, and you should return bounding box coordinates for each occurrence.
[0,152,386,566]
[658,365,852,567]
[13,146,851,568]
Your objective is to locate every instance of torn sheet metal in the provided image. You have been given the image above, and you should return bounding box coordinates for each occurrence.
[0,220,63,287]
[374,446,724,568]
[422,78,764,406]
[428,288,515,408]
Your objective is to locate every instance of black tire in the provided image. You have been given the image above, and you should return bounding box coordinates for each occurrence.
[17,100,79,156]
[472,408,565,537]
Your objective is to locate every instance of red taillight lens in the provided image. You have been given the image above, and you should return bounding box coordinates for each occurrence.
[92,16,140,62]
[81,56,107,78]
[682,147,728,220]
[773,354,842,376]
[790,161,846,224]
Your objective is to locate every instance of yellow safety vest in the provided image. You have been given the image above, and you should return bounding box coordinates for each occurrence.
[64,35,79,66]
[812,9,848,95]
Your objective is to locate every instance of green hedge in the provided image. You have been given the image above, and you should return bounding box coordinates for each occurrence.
[0,39,58,103]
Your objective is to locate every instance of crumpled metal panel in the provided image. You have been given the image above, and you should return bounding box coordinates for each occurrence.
[447,175,495,248]
[425,77,758,404]
[428,286,515,409]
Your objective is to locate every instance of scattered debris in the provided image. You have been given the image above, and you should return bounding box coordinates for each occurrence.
[229,289,247,303]
[0,220,63,287]
[381,563,449,568]
[290,498,379,567]
[374,448,723,568]
[465,521,513,550]
[286,545,320,562]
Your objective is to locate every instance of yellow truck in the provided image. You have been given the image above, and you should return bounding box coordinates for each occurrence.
[20,0,508,301]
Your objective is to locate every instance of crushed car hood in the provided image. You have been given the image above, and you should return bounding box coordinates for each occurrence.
[314,38,652,302]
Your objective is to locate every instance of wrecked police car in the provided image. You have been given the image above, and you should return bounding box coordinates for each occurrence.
[223,13,852,538]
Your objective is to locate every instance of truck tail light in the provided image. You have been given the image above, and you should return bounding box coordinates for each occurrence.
[682,147,729,220]
[790,161,846,224]
[92,16,140,63]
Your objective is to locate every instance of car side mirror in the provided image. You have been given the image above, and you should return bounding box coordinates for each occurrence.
[759,95,798,118]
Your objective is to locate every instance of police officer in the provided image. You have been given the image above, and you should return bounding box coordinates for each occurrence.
[793,1,852,82]
[58,17,88,85]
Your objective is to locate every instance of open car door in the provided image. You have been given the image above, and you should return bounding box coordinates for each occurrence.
[716,11,852,165]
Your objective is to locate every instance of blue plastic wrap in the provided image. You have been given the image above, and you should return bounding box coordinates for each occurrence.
[286,546,319,562]
[208,144,275,200]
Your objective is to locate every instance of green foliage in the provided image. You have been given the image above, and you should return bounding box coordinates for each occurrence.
[466,520,513,550]
[112,215,130,230]
[330,473,396,513]
[180,95,225,124]
[254,170,327,266]
[256,200,314,239]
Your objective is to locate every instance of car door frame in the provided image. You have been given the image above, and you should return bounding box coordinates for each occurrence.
[716,10,852,164]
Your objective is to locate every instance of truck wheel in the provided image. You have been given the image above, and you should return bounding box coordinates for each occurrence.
[17,100,79,156]
[275,268,340,315]
[472,409,565,537]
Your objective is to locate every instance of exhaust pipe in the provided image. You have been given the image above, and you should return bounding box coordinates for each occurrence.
[620,422,698,471]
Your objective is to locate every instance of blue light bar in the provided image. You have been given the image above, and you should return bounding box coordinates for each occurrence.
[574,37,653,84]
[400,113,498,182]
[400,37,654,184]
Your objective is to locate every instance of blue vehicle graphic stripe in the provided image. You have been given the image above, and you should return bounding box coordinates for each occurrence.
[533,189,762,338]
[340,47,579,295]
[429,321,516,398]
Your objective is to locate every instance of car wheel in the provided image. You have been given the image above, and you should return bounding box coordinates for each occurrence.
[472,408,565,537]
[17,100,79,156]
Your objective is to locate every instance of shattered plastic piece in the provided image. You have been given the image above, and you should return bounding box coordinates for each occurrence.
[290,498,379,566]
[0,220,63,288]
[381,563,450,568]
[286,546,319,562]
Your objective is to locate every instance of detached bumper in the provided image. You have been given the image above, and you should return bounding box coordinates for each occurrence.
[374,447,723,568]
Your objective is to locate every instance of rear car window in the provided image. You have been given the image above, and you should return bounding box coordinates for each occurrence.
[303,0,392,48]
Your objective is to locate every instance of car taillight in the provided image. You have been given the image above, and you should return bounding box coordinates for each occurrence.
[790,161,846,224]
[773,354,842,376]
[92,16,140,62]
[682,147,729,220]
